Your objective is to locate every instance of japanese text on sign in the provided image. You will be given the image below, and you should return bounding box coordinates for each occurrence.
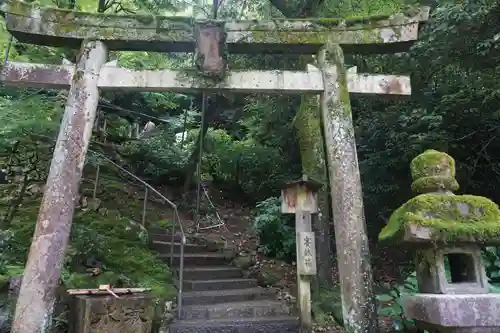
[297,231,317,275]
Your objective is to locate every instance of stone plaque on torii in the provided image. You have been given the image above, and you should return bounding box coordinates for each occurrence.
[0,2,429,333]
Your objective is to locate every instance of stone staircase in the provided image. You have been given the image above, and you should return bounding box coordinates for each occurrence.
[149,227,298,333]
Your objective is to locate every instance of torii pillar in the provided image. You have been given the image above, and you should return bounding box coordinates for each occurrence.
[9,41,108,333]
[318,43,378,333]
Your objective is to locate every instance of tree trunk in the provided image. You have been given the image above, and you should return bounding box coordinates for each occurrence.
[10,41,108,333]
[294,79,333,286]
[271,1,333,288]
[183,102,210,192]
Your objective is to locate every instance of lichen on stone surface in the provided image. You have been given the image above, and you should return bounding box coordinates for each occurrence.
[322,42,352,118]
[174,68,228,88]
[194,21,228,82]
[378,193,500,242]
[411,149,455,179]
[296,93,326,178]
[3,0,427,55]
[409,149,458,194]
[411,175,459,194]
[229,6,425,46]
[246,21,402,46]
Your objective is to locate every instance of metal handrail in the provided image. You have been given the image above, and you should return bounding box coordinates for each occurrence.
[90,151,186,320]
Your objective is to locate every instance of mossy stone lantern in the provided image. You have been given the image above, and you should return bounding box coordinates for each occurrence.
[379,150,500,332]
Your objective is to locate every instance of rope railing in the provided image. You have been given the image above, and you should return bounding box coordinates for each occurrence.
[90,150,186,320]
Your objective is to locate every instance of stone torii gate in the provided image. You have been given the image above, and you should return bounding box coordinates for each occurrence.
[0,2,428,333]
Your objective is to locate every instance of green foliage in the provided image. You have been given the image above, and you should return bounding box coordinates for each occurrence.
[200,129,292,200]
[357,0,500,241]
[0,92,62,148]
[489,283,500,293]
[312,286,343,326]
[122,126,189,179]
[155,219,172,229]
[0,230,13,275]
[2,190,174,299]
[321,0,413,19]
[483,247,500,282]
[252,197,296,261]
[312,274,419,330]
[377,272,418,331]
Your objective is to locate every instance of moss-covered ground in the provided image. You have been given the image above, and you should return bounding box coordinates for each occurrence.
[0,170,175,299]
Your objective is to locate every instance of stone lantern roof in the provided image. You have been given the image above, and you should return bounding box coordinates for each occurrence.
[378,149,500,245]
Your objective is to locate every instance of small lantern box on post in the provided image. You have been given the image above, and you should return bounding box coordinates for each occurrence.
[281,174,322,333]
[67,286,155,333]
[379,150,500,333]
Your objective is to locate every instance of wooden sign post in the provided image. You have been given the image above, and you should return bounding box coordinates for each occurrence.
[281,175,322,333]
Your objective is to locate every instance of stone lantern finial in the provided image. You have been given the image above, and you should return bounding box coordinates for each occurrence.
[410,149,459,194]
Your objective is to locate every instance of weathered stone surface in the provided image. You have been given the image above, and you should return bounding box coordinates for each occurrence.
[295,80,332,285]
[403,294,500,327]
[10,41,108,333]
[400,223,500,245]
[415,246,488,294]
[194,21,227,77]
[2,276,68,333]
[318,43,378,333]
[0,62,73,89]
[379,150,500,245]
[380,194,500,245]
[0,275,22,333]
[71,294,155,333]
[410,149,459,194]
[0,61,412,95]
[415,323,500,333]
[1,1,429,54]
[379,194,500,245]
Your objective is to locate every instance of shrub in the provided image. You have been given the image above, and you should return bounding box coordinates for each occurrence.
[252,197,295,261]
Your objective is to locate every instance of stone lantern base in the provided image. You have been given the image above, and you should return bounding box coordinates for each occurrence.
[403,294,500,333]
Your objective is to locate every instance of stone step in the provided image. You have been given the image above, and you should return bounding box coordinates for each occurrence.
[169,316,299,333]
[150,232,184,243]
[158,253,231,267]
[151,233,224,251]
[149,226,174,234]
[183,278,258,292]
[151,241,209,254]
[181,266,243,280]
[180,300,290,320]
[182,287,276,305]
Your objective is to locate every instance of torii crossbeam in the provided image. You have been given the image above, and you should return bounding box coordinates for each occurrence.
[1,62,411,94]
[0,2,429,333]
